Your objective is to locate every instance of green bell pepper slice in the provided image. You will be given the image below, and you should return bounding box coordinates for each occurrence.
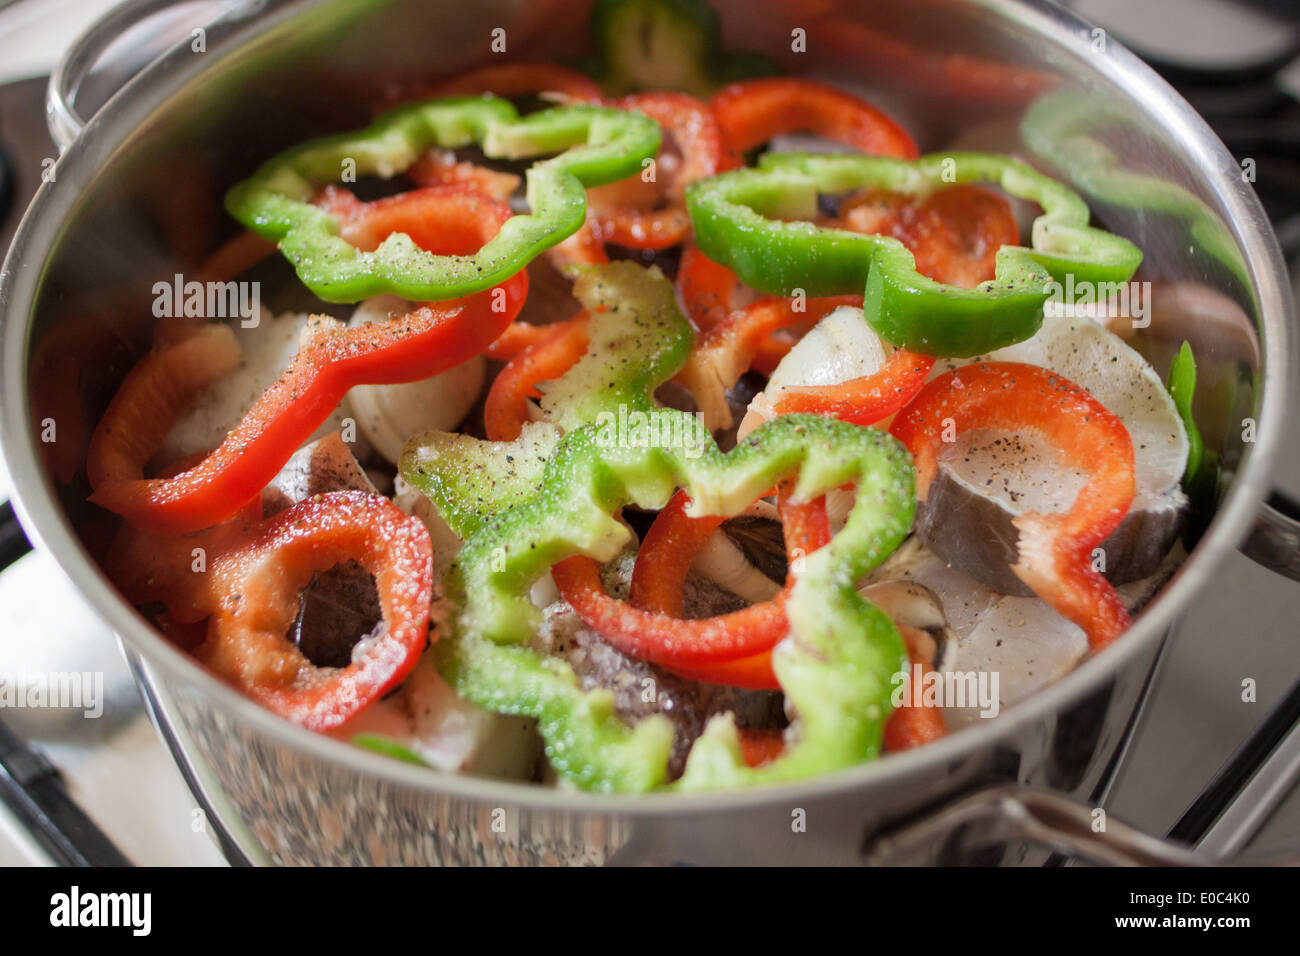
[1166,340,1220,546]
[685,150,1144,357]
[401,262,915,792]
[1167,342,1205,485]
[1022,91,1250,300]
[225,98,661,303]
[588,0,775,97]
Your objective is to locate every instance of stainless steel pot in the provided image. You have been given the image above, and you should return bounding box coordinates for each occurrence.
[2,0,1298,865]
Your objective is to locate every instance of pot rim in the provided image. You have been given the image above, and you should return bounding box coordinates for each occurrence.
[0,0,1293,817]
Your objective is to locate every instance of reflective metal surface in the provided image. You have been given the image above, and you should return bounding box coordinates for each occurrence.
[0,0,1296,864]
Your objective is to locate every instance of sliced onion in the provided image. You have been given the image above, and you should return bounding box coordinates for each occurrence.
[159,308,359,466]
[346,295,485,465]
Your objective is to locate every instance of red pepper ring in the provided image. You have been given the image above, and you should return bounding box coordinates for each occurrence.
[628,486,945,749]
[649,483,830,690]
[675,245,820,377]
[407,149,521,203]
[676,293,863,429]
[678,243,744,332]
[196,491,433,731]
[552,555,788,683]
[890,362,1136,650]
[551,483,829,689]
[711,77,920,161]
[833,184,1021,290]
[882,626,948,751]
[765,348,937,427]
[585,92,726,251]
[89,185,528,535]
[316,184,513,258]
[484,310,591,443]
[104,490,431,731]
[485,321,552,361]
[627,489,725,615]
[87,323,243,496]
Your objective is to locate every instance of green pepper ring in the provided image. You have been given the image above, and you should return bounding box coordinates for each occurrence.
[401,263,916,793]
[224,97,661,303]
[685,150,1145,357]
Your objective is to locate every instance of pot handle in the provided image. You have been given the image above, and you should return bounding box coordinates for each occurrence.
[47,0,201,152]
[863,785,1208,865]
[862,784,1297,866]
[1239,491,1300,581]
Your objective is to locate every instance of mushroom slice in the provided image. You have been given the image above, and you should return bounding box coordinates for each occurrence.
[345,295,486,465]
[923,310,1189,593]
[737,305,889,441]
[158,308,358,466]
[868,535,999,640]
[688,500,786,603]
[858,579,957,674]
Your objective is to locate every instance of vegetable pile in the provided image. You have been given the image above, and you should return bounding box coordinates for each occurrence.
[84,0,1207,792]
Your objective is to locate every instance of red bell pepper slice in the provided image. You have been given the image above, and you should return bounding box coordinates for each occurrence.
[114,491,433,731]
[89,185,528,534]
[678,242,745,331]
[408,148,521,203]
[484,310,591,442]
[552,554,789,680]
[485,321,553,361]
[548,220,611,269]
[815,16,1053,106]
[711,77,920,161]
[760,348,936,427]
[834,184,1020,289]
[628,486,945,747]
[372,61,606,113]
[882,626,948,751]
[677,293,862,428]
[87,323,244,499]
[676,245,805,373]
[200,491,432,730]
[891,362,1136,649]
[196,230,278,284]
[738,729,786,767]
[551,483,829,690]
[586,92,726,250]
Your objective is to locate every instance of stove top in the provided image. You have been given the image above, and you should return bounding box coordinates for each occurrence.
[0,0,1297,867]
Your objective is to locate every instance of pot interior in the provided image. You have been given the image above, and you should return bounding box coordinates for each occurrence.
[2,0,1289,790]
